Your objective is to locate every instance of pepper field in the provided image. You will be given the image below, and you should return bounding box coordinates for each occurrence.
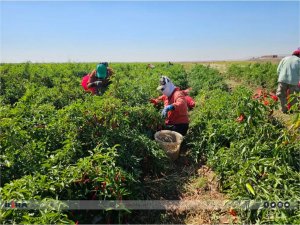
[0,62,299,224]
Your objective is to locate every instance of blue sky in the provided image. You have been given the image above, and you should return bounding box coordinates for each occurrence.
[1,1,299,62]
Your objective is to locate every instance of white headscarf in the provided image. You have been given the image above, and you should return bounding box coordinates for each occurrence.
[157,76,176,97]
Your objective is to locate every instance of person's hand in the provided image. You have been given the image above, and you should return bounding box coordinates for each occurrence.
[161,105,175,118]
[90,69,96,77]
[150,98,158,106]
[94,80,103,86]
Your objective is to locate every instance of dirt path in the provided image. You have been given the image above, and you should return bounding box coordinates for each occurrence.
[129,146,235,224]
[181,165,236,224]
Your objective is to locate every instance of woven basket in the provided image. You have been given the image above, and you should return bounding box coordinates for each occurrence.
[154,130,183,161]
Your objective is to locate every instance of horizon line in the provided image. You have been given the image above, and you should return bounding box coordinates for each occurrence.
[0,55,288,64]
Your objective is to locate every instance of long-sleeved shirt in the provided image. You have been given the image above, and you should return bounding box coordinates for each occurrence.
[81,67,113,95]
[277,55,300,85]
[156,87,189,125]
[154,88,195,110]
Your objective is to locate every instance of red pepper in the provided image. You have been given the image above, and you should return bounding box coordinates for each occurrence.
[236,114,245,123]
[229,208,237,216]
[270,94,278,102]
[150,98,158,106]
[11,200,15,209]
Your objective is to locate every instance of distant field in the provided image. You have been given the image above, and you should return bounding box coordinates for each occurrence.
[179,58,281,72]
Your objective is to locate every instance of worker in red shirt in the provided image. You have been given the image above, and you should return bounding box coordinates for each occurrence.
[81,62,113,95]
[151,88,195,110]
[151,76,189,135]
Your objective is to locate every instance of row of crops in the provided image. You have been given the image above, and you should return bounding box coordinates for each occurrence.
[225,62,278,90]
[186,64,300,224]
[0,63,188,224]
[1,62,299,224]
